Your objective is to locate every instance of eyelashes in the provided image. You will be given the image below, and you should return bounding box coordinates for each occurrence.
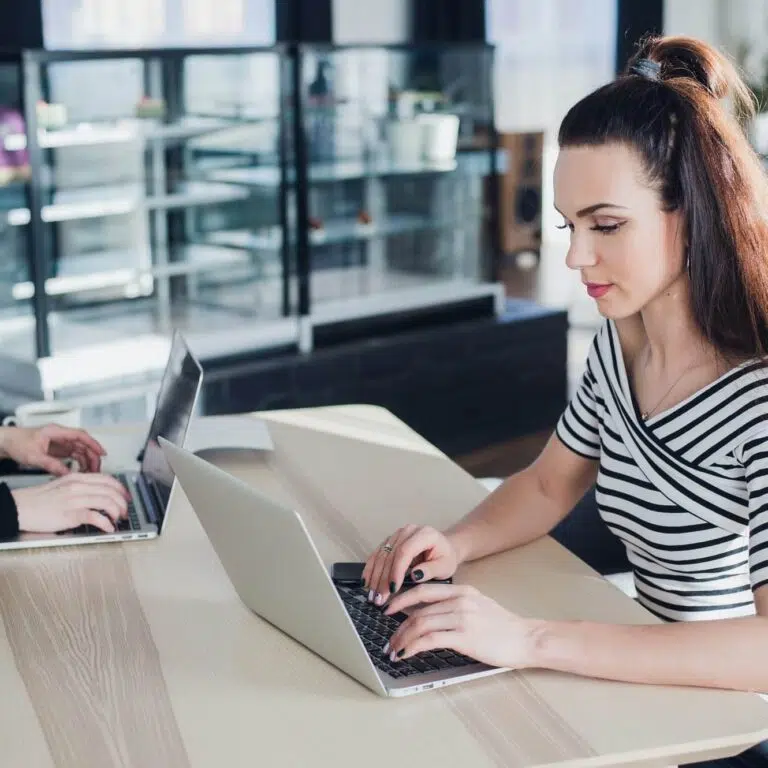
[556,222,626,235]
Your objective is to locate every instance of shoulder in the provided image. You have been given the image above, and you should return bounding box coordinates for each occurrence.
[730,361,768,460]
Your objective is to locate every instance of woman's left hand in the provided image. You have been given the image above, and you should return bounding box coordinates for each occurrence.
[382,583,541,669]
[0,425,106,476]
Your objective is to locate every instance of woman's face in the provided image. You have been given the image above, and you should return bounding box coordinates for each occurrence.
[553,142,686,318]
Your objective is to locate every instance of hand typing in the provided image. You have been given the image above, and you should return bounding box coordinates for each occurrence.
[382,582,541,670]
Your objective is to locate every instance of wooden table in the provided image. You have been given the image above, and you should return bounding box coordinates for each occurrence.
[0,405,766,768]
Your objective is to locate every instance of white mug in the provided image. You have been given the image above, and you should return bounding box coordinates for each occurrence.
[2,401,82,429]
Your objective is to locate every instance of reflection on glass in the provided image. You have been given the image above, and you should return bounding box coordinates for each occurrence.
[0,61,35,362]
[21,49,291,364]
[299,46,495,312]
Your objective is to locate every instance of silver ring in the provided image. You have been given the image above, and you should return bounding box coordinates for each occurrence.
[381,543,394,553]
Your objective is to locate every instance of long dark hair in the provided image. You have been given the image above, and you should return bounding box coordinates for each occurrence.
[558,34,768,360]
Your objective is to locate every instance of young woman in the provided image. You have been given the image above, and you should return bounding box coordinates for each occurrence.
[363,35,768,767]
[0,423,128,538]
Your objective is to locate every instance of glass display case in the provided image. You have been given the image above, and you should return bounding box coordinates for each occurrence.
[0,45,296,416]
[0,43,503,420]
[296,43,501,324]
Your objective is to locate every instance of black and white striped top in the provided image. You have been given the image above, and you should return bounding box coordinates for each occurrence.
[556,320,768,622]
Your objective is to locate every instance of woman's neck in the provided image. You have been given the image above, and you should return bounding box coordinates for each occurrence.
[637,275,711,370]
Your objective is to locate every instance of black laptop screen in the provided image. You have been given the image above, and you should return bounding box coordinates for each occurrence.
[139,332,202,517]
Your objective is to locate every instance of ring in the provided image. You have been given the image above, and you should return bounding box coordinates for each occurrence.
[381,543,394,553]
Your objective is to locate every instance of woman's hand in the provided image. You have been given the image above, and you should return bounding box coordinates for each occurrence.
[0,424,106,475]
[382,583,541,670]
[362,524,461,606]
[12,473,130,533]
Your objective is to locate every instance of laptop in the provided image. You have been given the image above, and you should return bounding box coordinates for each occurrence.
[0,330,203,550]
[159,437,508,697]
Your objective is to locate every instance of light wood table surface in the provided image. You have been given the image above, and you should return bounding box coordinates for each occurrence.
[0,405,766,768]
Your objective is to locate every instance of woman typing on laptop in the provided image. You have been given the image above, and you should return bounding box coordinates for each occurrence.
[0,423,128,539]
[364,34,768,766]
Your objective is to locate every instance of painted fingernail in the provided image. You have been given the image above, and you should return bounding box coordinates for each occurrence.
[368,590,374,602]
[382,642,390,654]
[412,569,424,581]
[374,593,383,606]
[360,578,366,587]
[397,649,405,658]
[390,581,396,594]
[390,650,397,662]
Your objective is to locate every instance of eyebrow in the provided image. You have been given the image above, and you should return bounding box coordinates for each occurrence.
[554,202,628,218]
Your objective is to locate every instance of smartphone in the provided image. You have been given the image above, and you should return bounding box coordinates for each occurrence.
[331,561,452,586]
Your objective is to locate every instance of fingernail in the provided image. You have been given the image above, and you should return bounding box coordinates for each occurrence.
[374,593,383,606]
[367,590,374,602]
[412,569,424,581]
[389,581,396,594]
[389,650,397,662]
[360,578,366,588]
[397,649,405,658]
[382,642,390,654]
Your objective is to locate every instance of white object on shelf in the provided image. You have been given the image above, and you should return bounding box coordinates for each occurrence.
[387,119,423,166]
[418,113,460,162]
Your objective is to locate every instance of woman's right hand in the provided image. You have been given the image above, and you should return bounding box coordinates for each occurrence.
[362,524,460,607]
[11,473,130,534]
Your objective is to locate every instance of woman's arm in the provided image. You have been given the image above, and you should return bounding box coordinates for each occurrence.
[446,432,598,564]
[530,594,768,692]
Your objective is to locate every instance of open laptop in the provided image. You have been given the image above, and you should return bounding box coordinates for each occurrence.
[0,330,203,550]
[159,437,508,697]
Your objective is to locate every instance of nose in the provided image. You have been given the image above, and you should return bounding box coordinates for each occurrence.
[565,232,598,271]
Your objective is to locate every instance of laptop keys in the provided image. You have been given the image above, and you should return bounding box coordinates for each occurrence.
[336,584,478,678]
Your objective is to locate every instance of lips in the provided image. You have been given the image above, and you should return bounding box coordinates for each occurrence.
[585,283,612,299]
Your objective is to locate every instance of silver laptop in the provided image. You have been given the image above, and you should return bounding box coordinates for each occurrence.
[0,330,203,550]
[159,437,507,697]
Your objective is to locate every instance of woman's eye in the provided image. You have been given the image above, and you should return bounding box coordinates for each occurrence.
[555,222,574,232]
[590,222,624,234]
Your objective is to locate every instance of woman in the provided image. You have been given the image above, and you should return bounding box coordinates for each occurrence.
[0,422,128,539]
[363,35,768,767]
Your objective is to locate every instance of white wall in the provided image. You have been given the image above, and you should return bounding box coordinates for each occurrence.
[663,0,768,75]
[332,0,409,44]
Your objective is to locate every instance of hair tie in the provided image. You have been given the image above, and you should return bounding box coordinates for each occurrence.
[629,58,662,82]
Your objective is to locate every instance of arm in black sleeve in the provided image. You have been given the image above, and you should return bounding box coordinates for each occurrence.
[0,483,19,538]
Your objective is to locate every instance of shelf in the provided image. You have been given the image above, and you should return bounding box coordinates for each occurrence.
[145,182,250,210]
[206,213,453,251]
[5,180,249,226]
[3,116,251,152]
[207,158,460,188]
[8,244,250,300]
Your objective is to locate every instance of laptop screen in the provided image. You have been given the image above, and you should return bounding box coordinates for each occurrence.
[139,331,203,520]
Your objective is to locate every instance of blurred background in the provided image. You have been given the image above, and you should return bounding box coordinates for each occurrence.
[0,0,763,508]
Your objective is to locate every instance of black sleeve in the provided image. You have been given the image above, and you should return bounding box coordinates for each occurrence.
[0,483,19,538]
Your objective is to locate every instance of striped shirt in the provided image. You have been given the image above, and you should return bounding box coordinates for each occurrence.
[556,320,768,622]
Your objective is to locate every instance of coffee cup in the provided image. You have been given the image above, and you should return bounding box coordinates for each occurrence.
[2,401,82,429]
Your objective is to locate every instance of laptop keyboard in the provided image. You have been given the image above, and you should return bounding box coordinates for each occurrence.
[114,474,141,532]
[336,584,478,679]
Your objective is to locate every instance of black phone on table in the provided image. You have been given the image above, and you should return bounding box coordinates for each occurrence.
[331,561,453,586]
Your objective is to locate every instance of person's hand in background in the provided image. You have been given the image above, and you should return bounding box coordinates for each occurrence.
[0,424,106,475]
[11,473,130,533]
[362,524,461,607]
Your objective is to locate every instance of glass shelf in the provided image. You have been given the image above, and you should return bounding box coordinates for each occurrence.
[3,45,293,370]
[0,43,502,407]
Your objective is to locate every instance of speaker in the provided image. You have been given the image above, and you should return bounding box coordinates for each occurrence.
[498,131,543,255]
